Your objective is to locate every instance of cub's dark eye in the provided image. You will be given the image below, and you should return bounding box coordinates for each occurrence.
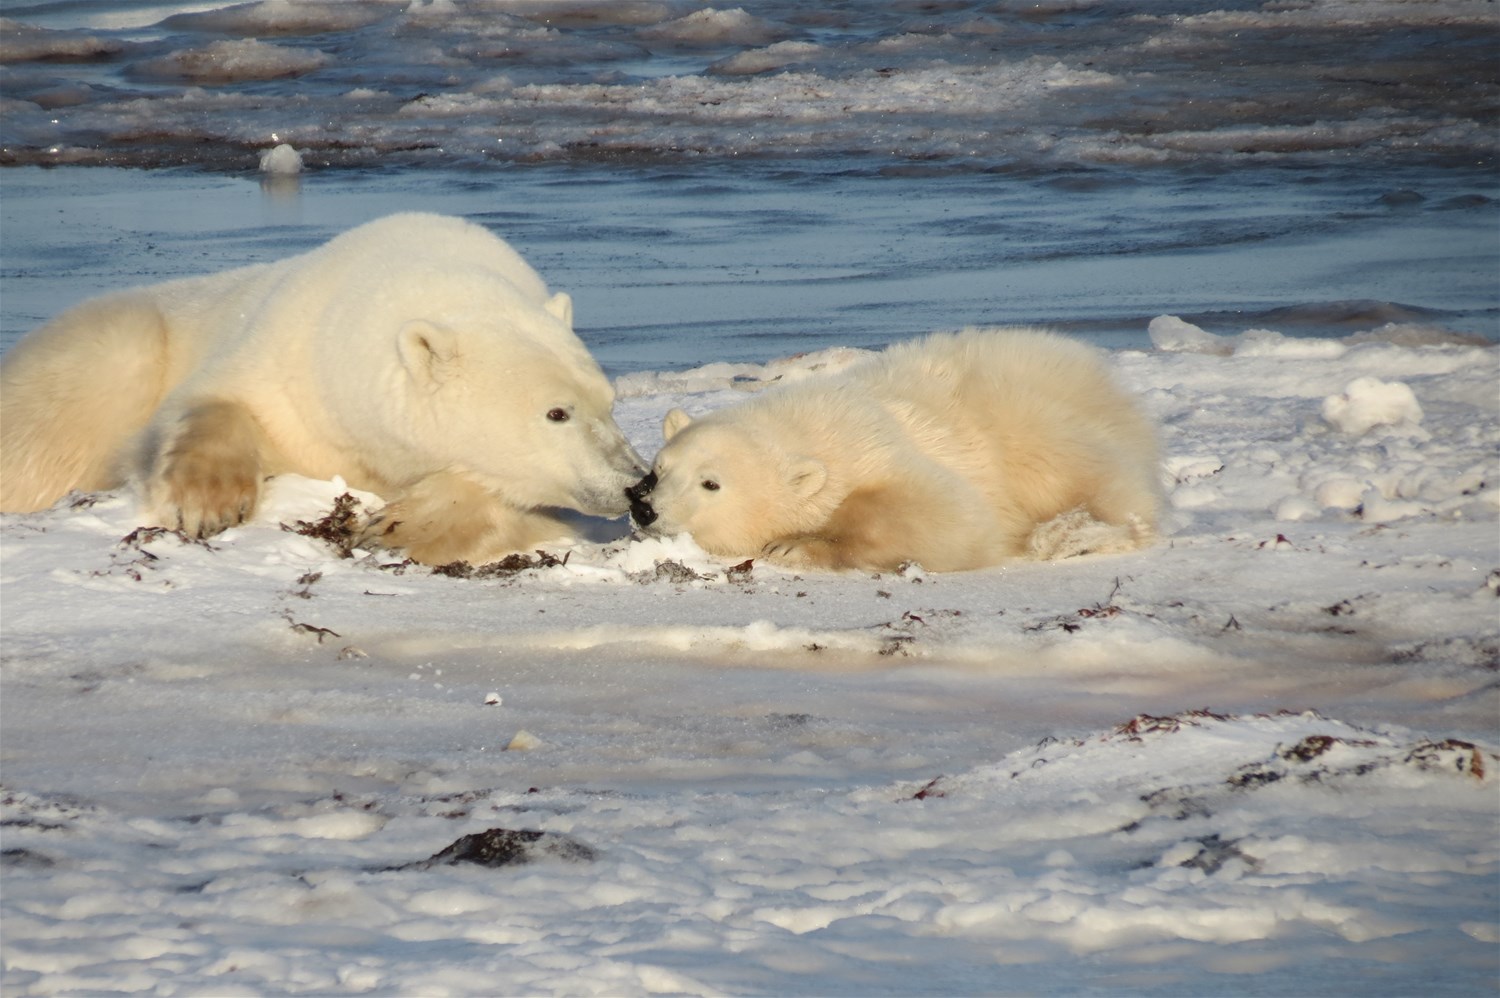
[546,407,570,422]
[701,479,720,492]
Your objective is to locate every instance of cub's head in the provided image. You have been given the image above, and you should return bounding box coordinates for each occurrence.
[393,288,644,516]
[630,407,827,558]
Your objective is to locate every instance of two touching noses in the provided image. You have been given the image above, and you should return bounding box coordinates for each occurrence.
[625,470,658,527]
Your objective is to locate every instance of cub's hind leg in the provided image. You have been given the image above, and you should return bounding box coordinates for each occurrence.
[145,399,267,537]
[764,473,1005,573]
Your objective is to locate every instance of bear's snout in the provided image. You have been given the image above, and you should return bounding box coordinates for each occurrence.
[626,471,658,527]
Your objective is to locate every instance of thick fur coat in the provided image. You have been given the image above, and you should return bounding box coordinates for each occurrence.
[630,328,1161,572]
[0,213,644,564]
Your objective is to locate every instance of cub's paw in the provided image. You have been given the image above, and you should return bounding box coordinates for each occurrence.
[1026,508,1145,560]
[356,473,572,566]
[356,498,473,566]
[761,535,841,570]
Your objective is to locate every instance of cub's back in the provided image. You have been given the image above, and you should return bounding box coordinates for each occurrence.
[865,327,1148,441]
[856,329,1158,518]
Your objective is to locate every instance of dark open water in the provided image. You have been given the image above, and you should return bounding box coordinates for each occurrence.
[2,1,1496,370]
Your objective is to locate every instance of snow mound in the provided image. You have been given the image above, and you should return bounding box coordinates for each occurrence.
[2,711,1492,994]
[1321,376,1425,435]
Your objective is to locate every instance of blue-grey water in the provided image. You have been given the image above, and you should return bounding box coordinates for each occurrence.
[1,1,1496,371]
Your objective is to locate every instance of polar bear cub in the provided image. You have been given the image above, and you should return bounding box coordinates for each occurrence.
[628,328,1160,572]
[0,213,645,565]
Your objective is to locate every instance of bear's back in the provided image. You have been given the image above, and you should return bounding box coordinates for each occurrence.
[320,213,551,307]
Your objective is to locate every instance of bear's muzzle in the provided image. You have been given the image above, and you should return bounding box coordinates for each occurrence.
[626,470,658,528]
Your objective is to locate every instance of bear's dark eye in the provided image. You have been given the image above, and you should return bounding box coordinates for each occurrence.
[546,407,570,423]
[701,479,720,491]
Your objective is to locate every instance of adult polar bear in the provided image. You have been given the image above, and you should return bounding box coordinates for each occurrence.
[0,213,645,565]
[628,329,1160,572]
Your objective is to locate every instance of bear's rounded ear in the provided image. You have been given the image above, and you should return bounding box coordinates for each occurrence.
[786,458,827,500]
[398,319,460,386]
[662,407,693,441]
[544,291,574,329]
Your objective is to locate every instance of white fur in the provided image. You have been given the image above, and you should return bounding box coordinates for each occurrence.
[638,328,1161,572]
[0,213,645,564]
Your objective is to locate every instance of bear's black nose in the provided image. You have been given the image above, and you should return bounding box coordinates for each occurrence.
[626,471,658,527]
[625,470,657,504]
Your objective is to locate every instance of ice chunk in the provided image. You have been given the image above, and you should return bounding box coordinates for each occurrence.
[1233,329,1347,359]
[711,40,821,76]
[1147,315,1230,355]
[141,39,330,84]
[258,142,303,174]
[506,729,543,751]
[639,7,777,46]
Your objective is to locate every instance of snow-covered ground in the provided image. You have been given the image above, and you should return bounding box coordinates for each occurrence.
[2,320,1496,995]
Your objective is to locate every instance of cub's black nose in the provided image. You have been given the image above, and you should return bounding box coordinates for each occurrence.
[625,470,657,504]
[630,501,658,528]
[626,471,658,527]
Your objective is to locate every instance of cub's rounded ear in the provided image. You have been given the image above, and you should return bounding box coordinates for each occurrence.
[544,291,574,329]
[786,458,827,499]
[398,319,460,386]
[662,407,693,441]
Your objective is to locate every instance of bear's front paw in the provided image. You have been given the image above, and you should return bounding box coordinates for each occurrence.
[154,453,260,537]
[148,399,267,537]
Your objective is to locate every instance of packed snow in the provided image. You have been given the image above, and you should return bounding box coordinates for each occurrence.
[2,320,1495,995]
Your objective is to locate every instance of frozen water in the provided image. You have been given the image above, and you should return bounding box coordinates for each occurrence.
[1,1,1495,172]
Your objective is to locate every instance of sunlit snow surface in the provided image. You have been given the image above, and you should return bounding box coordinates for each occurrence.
[1,1,1497,993]
[2,324,1497,996]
